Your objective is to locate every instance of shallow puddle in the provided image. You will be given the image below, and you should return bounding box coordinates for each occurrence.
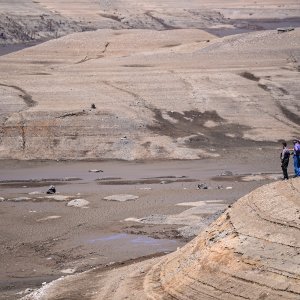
[86,233,177,251]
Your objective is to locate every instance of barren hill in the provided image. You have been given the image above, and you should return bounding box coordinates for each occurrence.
[0,27,299,160]
[23,178,300,299]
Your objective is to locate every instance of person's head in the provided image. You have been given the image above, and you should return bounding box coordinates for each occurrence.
[282,141,287,148]
[293,139,298,144]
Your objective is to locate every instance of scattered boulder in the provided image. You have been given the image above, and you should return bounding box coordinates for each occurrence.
[61,268,76,274]
[277,27,294,33]
[197,183,208,189]
[12,197,31,201]
[103,194,139,202]
[67,199,89,208]
[46,185,56,194]
[28,191,41,195]
[220,170,233,176]
[37,216,61,222]
[89,169,103,173]
[45,195,71,201]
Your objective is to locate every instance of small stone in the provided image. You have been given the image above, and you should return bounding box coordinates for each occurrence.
[37,216,61,222]
[197,183,208,189]
[61,268,76,274]
[45,195,70,201]
[67,199,90,208]
[220,171,233,176]
[89,169,103,173]
[104,194,139,202]
[46,185,56,194]
[13,197,31,201]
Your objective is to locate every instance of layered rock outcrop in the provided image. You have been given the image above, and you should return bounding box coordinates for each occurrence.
[144,178,300,299]
[1,28,299,160]
[24,179,300,299]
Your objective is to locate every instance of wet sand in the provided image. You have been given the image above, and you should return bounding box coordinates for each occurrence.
[0,147,287,299]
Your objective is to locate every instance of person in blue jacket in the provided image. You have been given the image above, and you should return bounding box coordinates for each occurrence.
[292,139,300,177]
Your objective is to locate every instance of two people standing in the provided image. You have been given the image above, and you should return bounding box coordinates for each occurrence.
[280,139,300,180]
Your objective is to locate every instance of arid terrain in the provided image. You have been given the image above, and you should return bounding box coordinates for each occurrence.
[21,178,300,300]
[0,0,299,299]
[0,1,299,160]
[0,155,292,299]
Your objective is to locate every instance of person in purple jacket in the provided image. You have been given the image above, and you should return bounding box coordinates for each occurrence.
[292,139,300,177]
[280,141,290,180]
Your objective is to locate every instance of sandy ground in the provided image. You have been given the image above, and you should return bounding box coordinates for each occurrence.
[0,147,289,299]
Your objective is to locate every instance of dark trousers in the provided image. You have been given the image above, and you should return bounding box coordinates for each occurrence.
[281,159,289,179]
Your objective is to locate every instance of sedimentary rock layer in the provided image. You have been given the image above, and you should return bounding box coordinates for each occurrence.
[23,179,300,299]
[143,178,300,299]
[0,28,299,160]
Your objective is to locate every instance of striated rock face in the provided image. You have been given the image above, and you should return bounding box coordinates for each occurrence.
[144,178,300,299]
[1,28,300,160]
[23,179,300,300]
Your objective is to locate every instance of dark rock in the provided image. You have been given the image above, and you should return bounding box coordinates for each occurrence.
[89,169,103,173]
[46,185,56,194]
[197,183,208,190]
[277,27,294,33]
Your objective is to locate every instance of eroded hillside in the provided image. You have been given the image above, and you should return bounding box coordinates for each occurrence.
[0,28,299,160]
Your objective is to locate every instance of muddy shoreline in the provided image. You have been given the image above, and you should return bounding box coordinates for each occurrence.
[0,147,287,299]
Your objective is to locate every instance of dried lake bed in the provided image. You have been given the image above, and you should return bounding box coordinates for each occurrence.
[0,148,284,299]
